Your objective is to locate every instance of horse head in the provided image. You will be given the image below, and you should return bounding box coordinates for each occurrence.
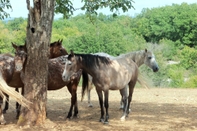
[62,50,79,82]
[49,39,68,58]
[12,42,27,72]
[143,49,159,72]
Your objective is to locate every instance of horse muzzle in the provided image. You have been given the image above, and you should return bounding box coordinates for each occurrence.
[153,66,159,72]
[15,63,23,72]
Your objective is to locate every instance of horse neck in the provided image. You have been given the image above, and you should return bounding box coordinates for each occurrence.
[0,57,16,83]
[127,50,145,67]
[78,55,103,77]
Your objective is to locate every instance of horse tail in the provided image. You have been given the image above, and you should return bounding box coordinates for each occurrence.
[137,74,149,89]
[81,70,89,101]
[0,72,31,108]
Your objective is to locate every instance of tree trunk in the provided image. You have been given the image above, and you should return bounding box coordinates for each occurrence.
[17,0,55,126]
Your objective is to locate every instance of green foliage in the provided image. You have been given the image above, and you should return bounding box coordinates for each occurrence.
[132,3,197,47]
[55,0,75,19]
[66,14,146,55]
[5,17,26,31]
[81,0,134,15]
[158,39,178,60]
[0,0,12,19]
[182,75,197,88]
[180,46,197,69]
[1,2,197,88]
[0,20,12,53]
[167,65,184,87]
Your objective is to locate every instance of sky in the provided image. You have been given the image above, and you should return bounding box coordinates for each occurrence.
[5,0,197,19]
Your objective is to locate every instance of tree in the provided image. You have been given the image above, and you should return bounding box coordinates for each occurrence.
[1,0,134,126]
[0,0,12,19]
[131,3,197,47]
[16,0,55,126]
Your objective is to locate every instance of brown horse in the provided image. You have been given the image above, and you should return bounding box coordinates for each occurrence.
[1,40,67,119]
[13,42,82,120]
[62,50,139,124]
[0,53,30,124]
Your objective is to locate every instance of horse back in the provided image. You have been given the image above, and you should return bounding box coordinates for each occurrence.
[0,55,24,87]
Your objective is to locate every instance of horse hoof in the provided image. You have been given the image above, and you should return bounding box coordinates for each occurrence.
[3,110,6,114]
[120,116,126,121]
[88,104,93,107]
[73,115,79,119]
[99,119,104,123]
[0,120,6,125]
[104,121,109,124]
[65,117,71,121]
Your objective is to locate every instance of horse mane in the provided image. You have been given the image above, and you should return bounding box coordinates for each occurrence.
[50,39,63,47]
[118,50,147,60]
[0,53,13,57]
[50,42,60,47]
[74,54,111,69]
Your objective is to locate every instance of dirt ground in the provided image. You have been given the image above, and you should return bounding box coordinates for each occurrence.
[0,87,196,131]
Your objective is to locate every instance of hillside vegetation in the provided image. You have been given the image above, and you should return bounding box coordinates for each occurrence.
[1,3,197,88]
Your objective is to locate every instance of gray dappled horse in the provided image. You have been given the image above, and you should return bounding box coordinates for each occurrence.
[62,50,139,124]
[87,49,159,108]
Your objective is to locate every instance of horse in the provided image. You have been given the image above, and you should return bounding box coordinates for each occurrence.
[87,49,159,108]
[1,39,67,119]
[62,50,139,124]
[13,43,82,120]
[0,53,30,124]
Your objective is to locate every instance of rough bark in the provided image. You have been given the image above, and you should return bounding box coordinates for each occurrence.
[17,0,55,126]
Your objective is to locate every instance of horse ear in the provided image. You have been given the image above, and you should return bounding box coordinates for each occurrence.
[24,41,27,47]
[12,42,17,49]
[24,41,27,52]
[60,39,63,44]
[70,50,74,56]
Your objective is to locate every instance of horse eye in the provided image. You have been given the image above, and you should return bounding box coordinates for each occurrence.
[148,57,152,59]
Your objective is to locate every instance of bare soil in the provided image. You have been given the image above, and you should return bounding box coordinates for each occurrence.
[0,87,196,131]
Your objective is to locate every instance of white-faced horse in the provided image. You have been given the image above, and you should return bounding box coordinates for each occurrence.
[87,49,159,108]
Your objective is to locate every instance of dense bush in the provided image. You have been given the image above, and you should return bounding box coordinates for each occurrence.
[1,3,197,88]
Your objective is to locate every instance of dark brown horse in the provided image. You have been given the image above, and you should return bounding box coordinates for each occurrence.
[62,51,139,124]
[13,42,82,120]
[1,40,67,119]
[0,53,30,124]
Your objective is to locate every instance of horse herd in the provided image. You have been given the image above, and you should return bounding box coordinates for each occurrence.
[0,40,159,125]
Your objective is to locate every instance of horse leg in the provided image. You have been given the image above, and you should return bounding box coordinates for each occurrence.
[127,80,137,115]
[72,83,78,118]
[16,87,23,119]
[0,97,6,124]
[95,87,105,123]
[3,94,9,114]
[87,81,93,107]
[104,90,109,124]
[119,87,128,121]
[119,85,128,110]
[119,97,124,110]
[66,85,73,119]
[15,88,19,113]
[66,82,78,119]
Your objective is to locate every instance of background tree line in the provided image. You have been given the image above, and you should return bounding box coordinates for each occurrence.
[1,2,197,88]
